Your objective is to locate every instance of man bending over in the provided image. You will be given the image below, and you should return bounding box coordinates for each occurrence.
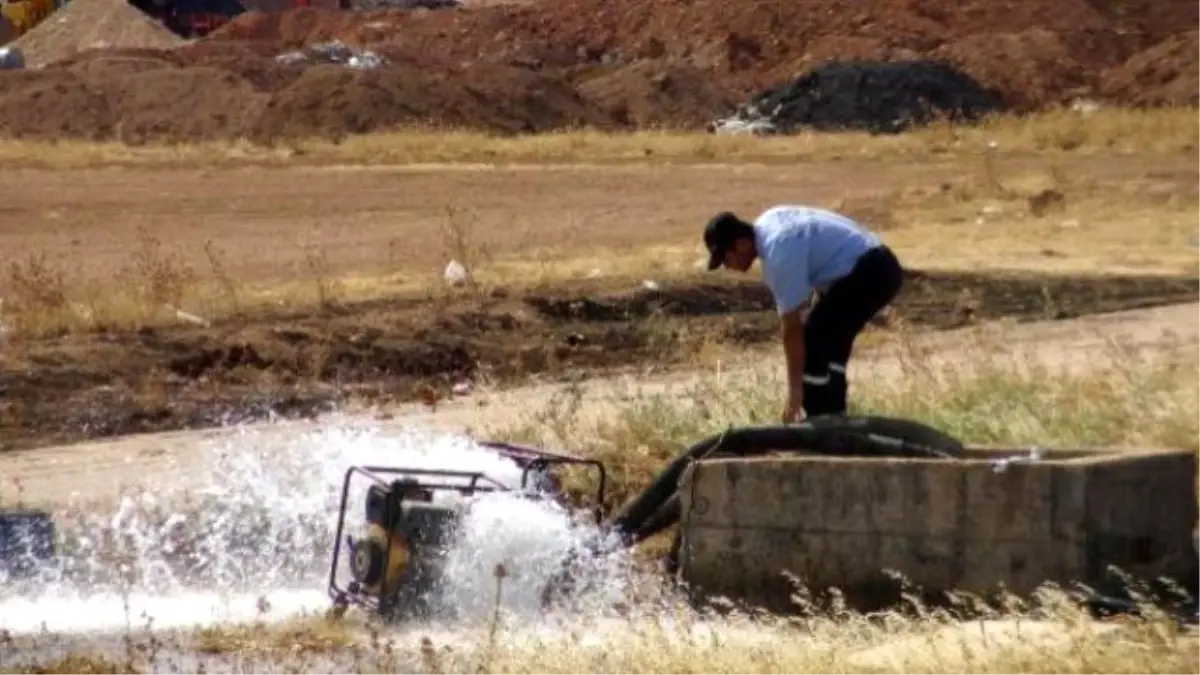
[703,205,904,423]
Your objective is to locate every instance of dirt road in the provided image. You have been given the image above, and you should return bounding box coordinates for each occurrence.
[2,155,1195,287]
[3,301,1194,509]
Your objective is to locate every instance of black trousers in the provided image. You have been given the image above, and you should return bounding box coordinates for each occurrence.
[802,245,904,417]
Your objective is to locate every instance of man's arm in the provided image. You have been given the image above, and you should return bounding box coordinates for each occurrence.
[759,232,813,420]
[781,303,808,401]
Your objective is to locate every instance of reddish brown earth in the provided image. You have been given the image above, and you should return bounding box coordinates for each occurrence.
[0,0,1195,141]
[1100,30,1200,106]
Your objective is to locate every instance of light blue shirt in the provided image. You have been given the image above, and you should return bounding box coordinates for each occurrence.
[754,205,881,315]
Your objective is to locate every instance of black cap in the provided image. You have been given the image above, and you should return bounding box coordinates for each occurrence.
[703,211,748,270]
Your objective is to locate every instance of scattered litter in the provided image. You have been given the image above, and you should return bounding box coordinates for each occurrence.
[0,46,25,70]
[443,259,469,287]
[641,279,660,291]
[173,308,211,327]
[980,203,1004,216]
[709,117,779,136]
[451,381,472,396]
[71,303,94,323]
[274,40,386,69]
[710,59,1006,136]
[991,446,1046,474]
[1069,98,1102,116]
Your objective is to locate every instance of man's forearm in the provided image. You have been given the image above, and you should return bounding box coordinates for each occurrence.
[782,321,806,393]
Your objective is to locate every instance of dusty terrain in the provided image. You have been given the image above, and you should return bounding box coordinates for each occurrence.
[1,301,1196,509]
[1,151,1196,454]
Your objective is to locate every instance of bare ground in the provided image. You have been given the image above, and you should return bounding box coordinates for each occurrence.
[2,154,1196,286]
[2,301,1195,508]
[0,138,1193,524]
[0,153,1196,456]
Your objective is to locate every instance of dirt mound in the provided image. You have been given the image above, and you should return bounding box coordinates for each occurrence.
[209,7,365,47]
[175,39,308,92]
[46,46,184,78]
[575,60,739,129]
[932,30,1092,109]
[1100,31,1199,107]
[1,0,1196,142]
[0,69,114,139]
[0,63,267,141]
[252,61,609,141]
[92,66,267,142]
[10,0,182,68]
[716,59,1005,135]
[203,0,1197,109]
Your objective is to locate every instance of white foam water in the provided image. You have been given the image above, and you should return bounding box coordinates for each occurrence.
[0,587,330,634]
[0,415,645,636]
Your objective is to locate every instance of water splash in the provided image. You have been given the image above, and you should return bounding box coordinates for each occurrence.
[0,415,652,635]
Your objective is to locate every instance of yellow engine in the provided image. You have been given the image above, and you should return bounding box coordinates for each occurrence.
[0,0,55,40]
[334,480,463,621]
[349,522,411,599]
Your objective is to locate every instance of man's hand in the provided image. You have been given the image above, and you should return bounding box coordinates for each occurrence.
[779,306,807,424]
[782,388,805,424]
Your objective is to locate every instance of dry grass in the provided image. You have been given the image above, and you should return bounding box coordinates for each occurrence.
[492,336,1199,512]
[8,592,1198,674]
[0,107,1194,169]
[189,616,361,655]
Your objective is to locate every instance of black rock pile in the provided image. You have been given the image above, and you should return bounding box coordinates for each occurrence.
[711,59,1007,135]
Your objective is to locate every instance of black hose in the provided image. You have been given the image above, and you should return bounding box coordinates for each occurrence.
[631,492,682,544]
[606,415,965,544]
[539,416,965,609]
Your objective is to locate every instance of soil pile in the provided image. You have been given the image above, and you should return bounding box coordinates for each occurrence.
[10,0,182,68]
[0,0,1196,142]
[0,61,268,141]
[0,69,114,138]
[575,61,739,128]
[204,0,1198,108]
[716,59,1005,135]
[95,66,267,142]
[251,61,609,141]
[174,38,307,91]
[930,29,1091,109]
[1100,31,1199,107]
[0,41,617,142]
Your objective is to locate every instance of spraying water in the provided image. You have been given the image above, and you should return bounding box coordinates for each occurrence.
[0,415,649,636]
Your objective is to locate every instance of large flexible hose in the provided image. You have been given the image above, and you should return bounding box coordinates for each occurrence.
[540,416,965,608]
[607,415,965,545]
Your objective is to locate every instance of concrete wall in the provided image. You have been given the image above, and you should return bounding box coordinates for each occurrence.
[676,447,1198,613]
